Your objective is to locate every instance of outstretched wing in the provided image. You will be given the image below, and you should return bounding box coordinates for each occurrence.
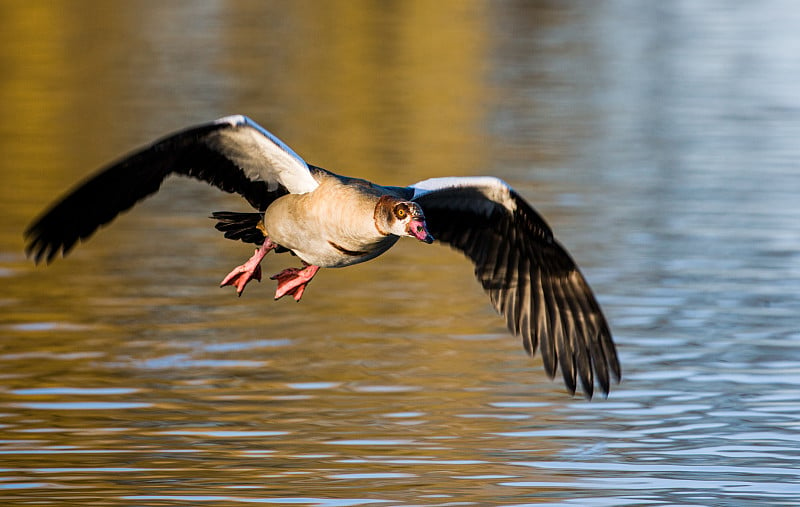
[25,115,317,263]
[412,176,619,397]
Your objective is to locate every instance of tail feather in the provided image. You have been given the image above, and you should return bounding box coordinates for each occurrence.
[211,211,265,245]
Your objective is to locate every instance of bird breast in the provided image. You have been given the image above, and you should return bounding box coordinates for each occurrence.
[262,182,399,268]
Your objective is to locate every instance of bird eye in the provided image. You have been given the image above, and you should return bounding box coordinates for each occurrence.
[396,208,407,219]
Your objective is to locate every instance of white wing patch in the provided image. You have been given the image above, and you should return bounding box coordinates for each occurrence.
[411,176,517,212]
[209,115,319,194]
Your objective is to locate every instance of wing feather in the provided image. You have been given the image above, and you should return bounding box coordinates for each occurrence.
[412,176,618,397]
[25,116,312,263]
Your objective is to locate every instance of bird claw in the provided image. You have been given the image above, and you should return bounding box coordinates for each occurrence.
[220,244,273,296]
[220,263,262,296]
[270,265,320,302]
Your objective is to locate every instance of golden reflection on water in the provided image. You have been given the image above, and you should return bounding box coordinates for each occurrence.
[1,0,498,313]
[0,1,597,503]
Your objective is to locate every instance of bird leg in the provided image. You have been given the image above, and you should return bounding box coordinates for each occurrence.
[270,263,321,302]
[220,238,278,296]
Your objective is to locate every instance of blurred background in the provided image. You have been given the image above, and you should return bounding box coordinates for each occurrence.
[2,1,800,505]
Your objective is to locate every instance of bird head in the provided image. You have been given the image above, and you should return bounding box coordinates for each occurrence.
[375,197,434,243]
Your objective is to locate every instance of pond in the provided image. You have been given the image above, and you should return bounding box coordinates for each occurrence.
[2,1,800,505]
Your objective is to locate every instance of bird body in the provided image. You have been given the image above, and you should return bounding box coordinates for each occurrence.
[25,114,619,397]
[263,170,402,268]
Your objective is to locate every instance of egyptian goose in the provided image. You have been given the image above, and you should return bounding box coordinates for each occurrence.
[25,115,619,397]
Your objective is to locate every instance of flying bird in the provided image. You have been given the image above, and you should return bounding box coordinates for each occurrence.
[24,115,619,397]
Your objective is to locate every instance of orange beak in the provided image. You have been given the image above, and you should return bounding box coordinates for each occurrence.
[408,217,434,244]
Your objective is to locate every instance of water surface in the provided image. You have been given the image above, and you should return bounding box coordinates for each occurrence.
[2,1,800,505]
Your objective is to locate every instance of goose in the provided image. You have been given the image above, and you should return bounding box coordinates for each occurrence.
[24,115,619,397]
